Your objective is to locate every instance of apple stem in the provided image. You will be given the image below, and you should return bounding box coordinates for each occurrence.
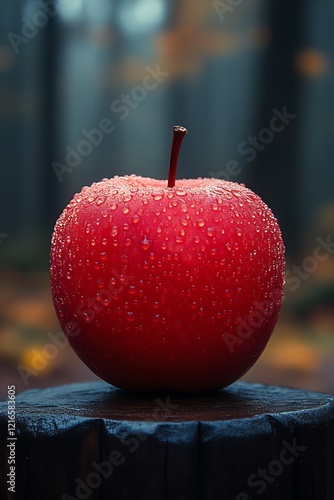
[167,126,188,188]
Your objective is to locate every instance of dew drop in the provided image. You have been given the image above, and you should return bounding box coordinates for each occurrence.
[226,242,232,251]
[126,311,136,323]
[206,227,215,237]
[140,236,152,250]
[236,228,242,237]
[83,313,91,323]
[110,202,117,211]
[175,188,187,196]
[100,252,108,262]
[152,192,163,201]
[197,219,205,227]
[111,227,118,237]
[132,214,140,224]
[123,207,130,214]
[96,197,105,206]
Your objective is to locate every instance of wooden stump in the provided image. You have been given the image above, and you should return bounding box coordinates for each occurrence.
[0,381,333,500]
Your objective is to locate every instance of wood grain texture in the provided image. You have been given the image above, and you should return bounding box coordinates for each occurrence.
[0,381,333,500]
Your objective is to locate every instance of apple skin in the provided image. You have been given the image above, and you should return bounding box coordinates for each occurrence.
[50,175,285,392]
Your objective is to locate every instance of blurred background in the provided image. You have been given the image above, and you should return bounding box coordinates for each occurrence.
[0,0,334,398]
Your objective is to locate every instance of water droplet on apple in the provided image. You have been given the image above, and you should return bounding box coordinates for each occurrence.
[226,242,232,251]
[126,311,135,322]
[206,227,215,237]
[123,194,132,202]
[123,207,130,214]
[175,188,186,196]
[236,228,242,236]
[111,227,118,237]
[140,236,152,250]
[197,219,205,227]
[96,197,105,206]
[100,252,108,262]
[83,313,91,323]
[152,192,163,201]
[97,279,105,289]
[132,214,140,224]
[110,202,117,211]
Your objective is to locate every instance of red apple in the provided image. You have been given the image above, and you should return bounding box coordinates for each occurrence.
[50,127,285,391]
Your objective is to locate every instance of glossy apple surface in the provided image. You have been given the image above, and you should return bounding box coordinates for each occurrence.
[50,175,285,391]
